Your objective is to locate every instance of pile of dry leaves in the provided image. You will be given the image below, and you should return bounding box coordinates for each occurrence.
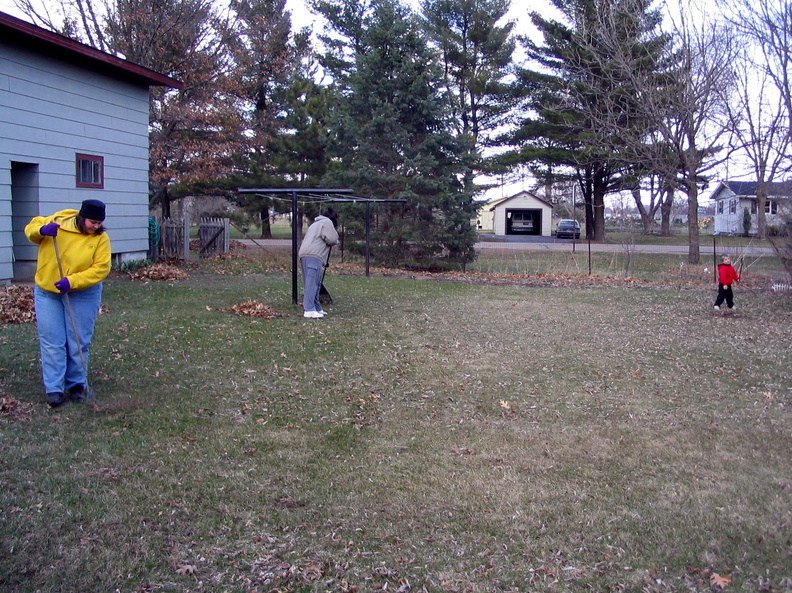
[126,263,189,282]
[188,239,248,252]
[0,285,35,324]
[224,299,283,319]
[0,395,34,421]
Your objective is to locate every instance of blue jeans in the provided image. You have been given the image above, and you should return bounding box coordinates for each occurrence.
[34,284,102,394]
[300,256,324,312]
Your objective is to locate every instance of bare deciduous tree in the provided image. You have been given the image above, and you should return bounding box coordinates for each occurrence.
[578,1,738,262]
[719,0,792,238]
[720,0,792,131]
[659,9,738,263]
[725,60,791,238]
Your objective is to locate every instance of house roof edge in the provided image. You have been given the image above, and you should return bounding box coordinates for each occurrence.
[0,10,181,89]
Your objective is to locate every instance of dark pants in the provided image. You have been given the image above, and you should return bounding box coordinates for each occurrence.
[714,284,734,308]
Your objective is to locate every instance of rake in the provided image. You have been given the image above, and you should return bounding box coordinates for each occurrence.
[52,235,97,402]
[319,246,333,305]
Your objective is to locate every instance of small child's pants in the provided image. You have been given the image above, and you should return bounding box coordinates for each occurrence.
[714,284,734,309]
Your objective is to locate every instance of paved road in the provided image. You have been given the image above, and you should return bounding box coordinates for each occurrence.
[241,236,776,256]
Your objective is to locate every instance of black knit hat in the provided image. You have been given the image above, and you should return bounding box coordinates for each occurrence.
[79,199,106,221]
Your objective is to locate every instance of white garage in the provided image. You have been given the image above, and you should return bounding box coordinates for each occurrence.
[489,191,553,237]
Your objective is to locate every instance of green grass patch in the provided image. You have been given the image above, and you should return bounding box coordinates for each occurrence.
[1,254,791,592]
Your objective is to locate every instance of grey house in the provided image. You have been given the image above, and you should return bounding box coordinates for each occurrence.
[0,11,180,284]
[709,181,791,236]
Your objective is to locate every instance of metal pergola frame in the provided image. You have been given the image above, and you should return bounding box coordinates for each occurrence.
[237,188,407,304]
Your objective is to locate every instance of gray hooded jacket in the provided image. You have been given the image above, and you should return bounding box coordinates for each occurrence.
[298,215,339,263]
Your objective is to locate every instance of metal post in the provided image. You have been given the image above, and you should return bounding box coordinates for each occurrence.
[183,215,190,261]
[588,235,592,275]
[292,190,299,304]
[365,202,371,277]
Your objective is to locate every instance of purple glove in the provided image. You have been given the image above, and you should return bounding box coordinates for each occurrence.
[54,277,70,293]
[40,223,60,237]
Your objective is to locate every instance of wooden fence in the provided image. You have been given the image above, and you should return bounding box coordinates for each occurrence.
[198,217,230,258]
[158,217,190,260]
[151,217,230,260]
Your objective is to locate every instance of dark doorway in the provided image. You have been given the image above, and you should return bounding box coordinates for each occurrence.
[11,161,40,281]
[506,209,542,235]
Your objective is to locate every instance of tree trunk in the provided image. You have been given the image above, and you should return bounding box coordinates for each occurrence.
[686,178,700,264]
[631,187,653,233]
[259,207,272,239]
[591,168,608,241]
[162,188,171,219]
[755,178,768,239]
[660,186,673,236]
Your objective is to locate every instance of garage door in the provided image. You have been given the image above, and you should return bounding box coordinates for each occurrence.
[506,209,542,235]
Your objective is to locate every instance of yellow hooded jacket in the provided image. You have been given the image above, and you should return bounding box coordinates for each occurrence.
[25,209,111,293]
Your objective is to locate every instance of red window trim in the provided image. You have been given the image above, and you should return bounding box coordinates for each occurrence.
[76,153,104,189]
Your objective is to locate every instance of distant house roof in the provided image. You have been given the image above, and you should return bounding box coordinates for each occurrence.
[0,11,181,89]
[483,196,510,211]
[710,180,792,200]
[487,190,552,211]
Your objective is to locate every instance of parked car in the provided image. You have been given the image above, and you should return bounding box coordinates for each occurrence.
[555,219,581,239]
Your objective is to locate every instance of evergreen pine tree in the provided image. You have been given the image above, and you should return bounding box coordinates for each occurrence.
[317,0,477,266]
[421,0,520,190]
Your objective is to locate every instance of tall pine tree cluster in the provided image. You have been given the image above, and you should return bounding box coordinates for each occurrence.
[316,0,477,266]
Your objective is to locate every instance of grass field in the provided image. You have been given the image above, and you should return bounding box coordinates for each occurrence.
[1,248,791,593]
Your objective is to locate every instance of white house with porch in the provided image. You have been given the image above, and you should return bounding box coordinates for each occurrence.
[709,181,790,236]
[0,11,180,284]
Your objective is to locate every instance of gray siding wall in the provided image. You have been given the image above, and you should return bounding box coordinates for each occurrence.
[1,39,151,283]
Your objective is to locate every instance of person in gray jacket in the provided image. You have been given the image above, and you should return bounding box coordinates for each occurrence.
[298,208,339,318]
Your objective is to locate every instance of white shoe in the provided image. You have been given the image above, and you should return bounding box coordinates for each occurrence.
[317,309,327,316]
[713,306,720,311]
[303,311,323,318]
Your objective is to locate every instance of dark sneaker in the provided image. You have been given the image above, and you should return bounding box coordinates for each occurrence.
[68,385,86,403]
[47,392,66,408]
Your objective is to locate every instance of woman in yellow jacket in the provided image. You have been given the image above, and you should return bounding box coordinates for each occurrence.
[25,199,111,407]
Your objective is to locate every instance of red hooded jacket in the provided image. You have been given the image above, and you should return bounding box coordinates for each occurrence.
[717,263,740,286]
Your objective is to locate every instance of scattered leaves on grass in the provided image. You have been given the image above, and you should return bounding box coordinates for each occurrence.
[0,396,34,421]
[451,447,476,456]
[710,572,732,589]
[187,238,249,253]
[200,249,290,275]
[329,261,777,291]
[224,300,283,319]
[206,252,246,261]
[127,263,189,282]
[175,563,197,576]
[0,285,35,324]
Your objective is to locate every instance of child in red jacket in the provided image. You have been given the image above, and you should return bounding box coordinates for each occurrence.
[714,254,740,311]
